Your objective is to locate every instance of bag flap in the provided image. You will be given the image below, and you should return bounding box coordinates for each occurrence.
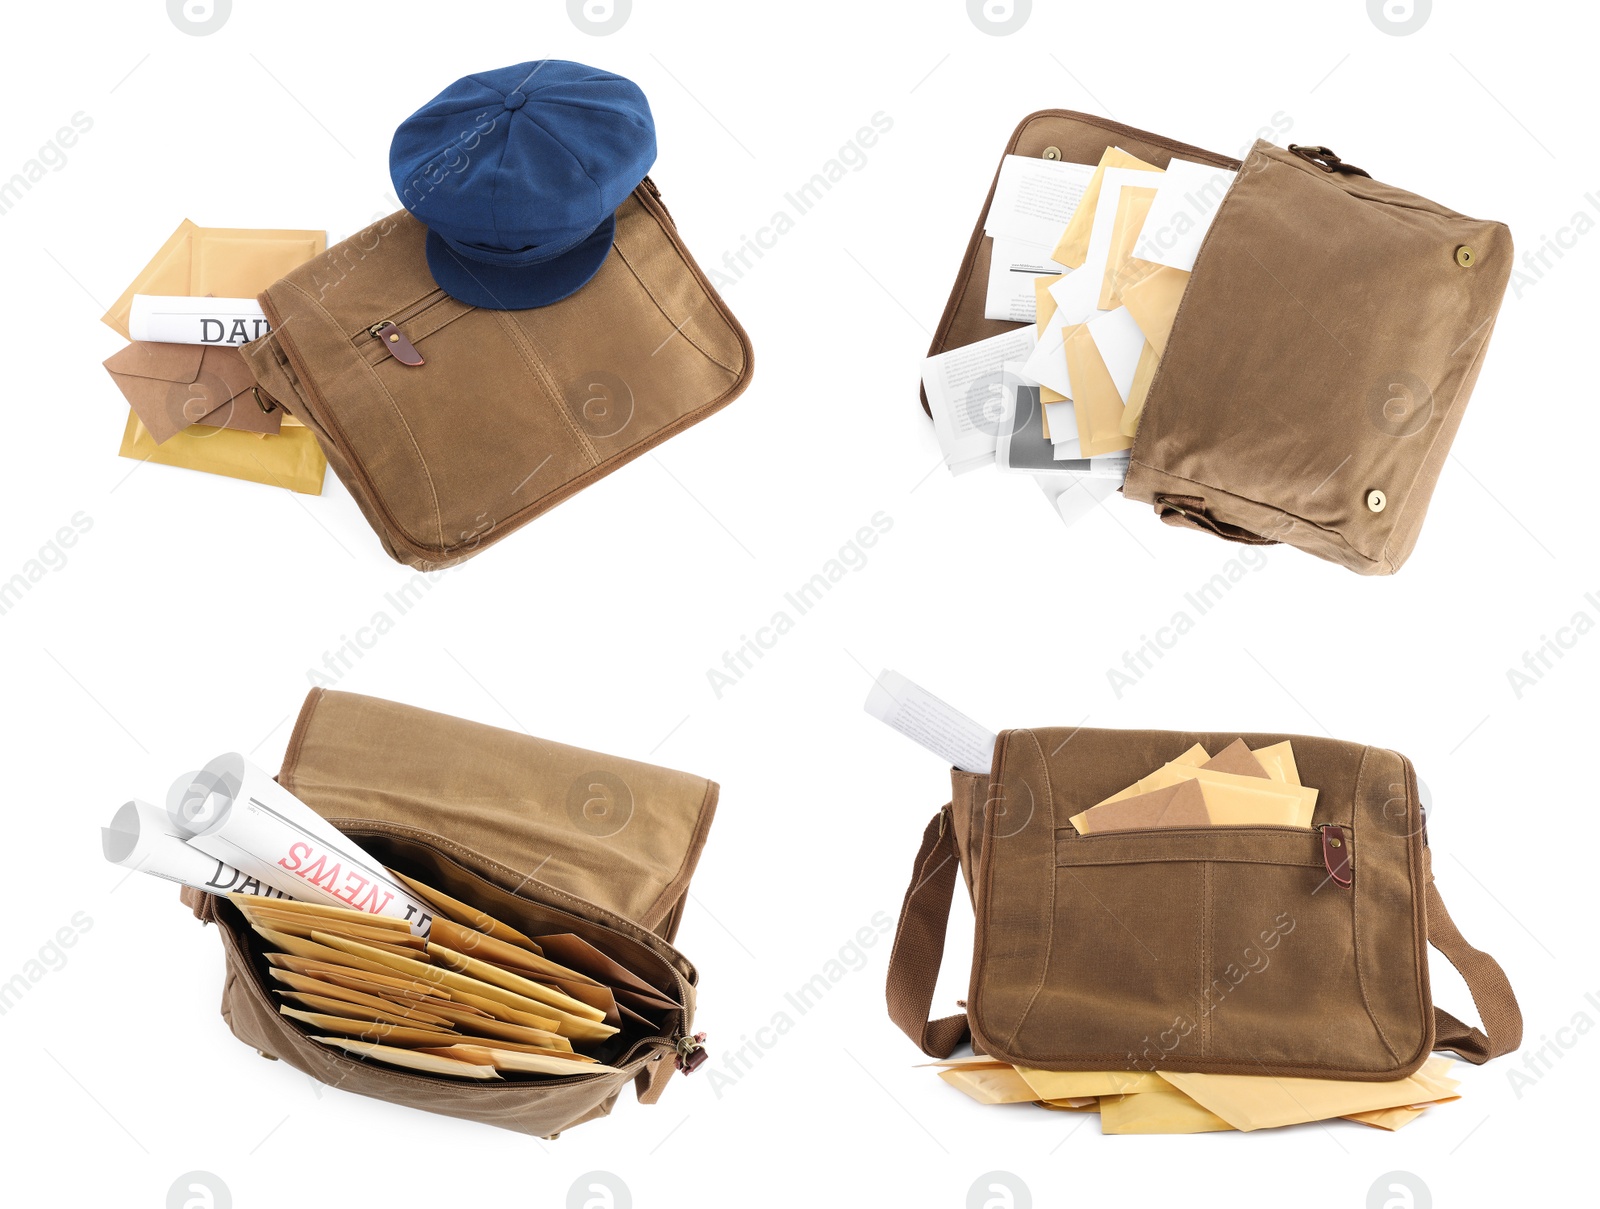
[920,109,1238,416]
[277,688,717,934]
[244,185,753,568]
[968,727,1432,1079]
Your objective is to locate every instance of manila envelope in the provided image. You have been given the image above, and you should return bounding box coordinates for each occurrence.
[276,990,447,1028]
[103,342,279,443]
[1100,1083,1234,1134]
[101,220,325,341]
[315,1037,501,1080]
[267,970,456,1028]
[1052,147,1160,268]
[1014,1069,1157,1099]
[938,1066,1042,1105]
[118,410,326,494]
[1062,324,1132,457]
[425,942,604,1022]
[535,934,681,1012]
[1119,339,1163,438]
[1034,273,1068,438]
[1071,779,1211,834]
[422,1045,617,1077]
[1161,1057,1461,1131]
[1101,185,1160,309]
[279,1006,458,1048]
[1120,262,1190,358]
[1082,763,1317,827]
[1251,741,1301,787]
[390,869,545,955]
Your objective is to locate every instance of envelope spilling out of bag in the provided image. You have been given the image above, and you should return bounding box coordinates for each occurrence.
[102,220,328,487]
[928,1053,1462,1134]
[1069,737,1317,833]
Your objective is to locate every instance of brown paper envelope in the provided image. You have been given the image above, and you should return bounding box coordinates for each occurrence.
[1070,779,1210,835]
[314,1037,501,1079]
[1250,741,1301,787]
[938,1066,1041,1104]
[267,970,455,1028]
[1120,262,1190,357]
[1014,1069,1157,1099]
[1342,1105,1430,1130]
[435,1036,583,1059]
[254,927,398,978]
[1097,743,1211,808]
[422,1045,617,1077]
[276,990,454,1029]
[1203,738,1271,780]
[389,870,543,955]
[103,342,278,443]
[118,409,327,494]
[1101,1084,1234,1134]
[1118,339,1162,439]
[1062,324,1133,458]
[101,221,325,339]
[1051,147,1160,268]
[1101,186,1160,309]
[1039,1099,1101,1112]
[425,943,604,1021]
[534,934,679,1009]
[1090,764,1317,826]
[279,1006,458,1047]
[315,933,615,1041]
[233,894,412,932]
[1159,1068,1451,1131]
[428,918,583,985]
[268,954,471,1007]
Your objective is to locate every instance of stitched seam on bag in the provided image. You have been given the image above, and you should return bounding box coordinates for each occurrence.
[281,278,445,547]
[611,238,740,375]
[494,309,600,465]
[1002,730,1057,1052]
[638,778,719,933]
[1350,745,1402,1063]
[1054,854,1323,868]
[967,732,1013,1055]
[1200,862,1212,1057]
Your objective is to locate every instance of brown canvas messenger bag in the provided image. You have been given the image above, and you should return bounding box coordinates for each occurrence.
[178,688,719,1137]
[922,112,1511,575]
[886,728,1522,1081]
[239,179,753,569]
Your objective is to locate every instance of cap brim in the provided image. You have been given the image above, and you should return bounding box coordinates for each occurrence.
[423,216,615,310]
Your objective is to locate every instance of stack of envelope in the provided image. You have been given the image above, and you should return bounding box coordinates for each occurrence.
[100,220,329,494]
[931,1054,1462,1133]
[1069,738,1316,833]
[234,868,681,1080]
[921,146,1238,526]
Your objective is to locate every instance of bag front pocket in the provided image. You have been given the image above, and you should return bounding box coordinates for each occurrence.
[998,824,1402,1075]
[1125,141,1512,573]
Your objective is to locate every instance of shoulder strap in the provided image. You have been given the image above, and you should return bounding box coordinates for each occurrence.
[1424,850,1523,1062]
[885,807,969,1057]
[884,811,1523,1065]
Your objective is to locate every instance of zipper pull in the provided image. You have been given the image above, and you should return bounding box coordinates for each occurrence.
[674,1031,708,1074]
[370,321,424,366]
[1320,824,1352,888]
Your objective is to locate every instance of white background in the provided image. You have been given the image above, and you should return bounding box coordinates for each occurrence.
[1,1,1594,1205]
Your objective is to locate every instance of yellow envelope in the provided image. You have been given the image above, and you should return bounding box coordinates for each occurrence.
[1120,262,1191,358]
[314,1037,501,1080]
[1080,762,1317,829]
[1101,186,1160,309]
[938,1066,1043,1105]
[1034,274,1065,336]
[1160,1057,1459,1131]
[119,410,327,495]
[1100,1083,1234,1134]
[101,220,325,340]
[1062,324,1132,457]
[1119,339,1163,438]
[1014,1068,1156,1099]
[1250,741,1301,787]
[1051,147,1160,268]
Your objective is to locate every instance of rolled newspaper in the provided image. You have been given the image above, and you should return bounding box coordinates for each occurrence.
[167,753,433,935]
[101,798,297,900]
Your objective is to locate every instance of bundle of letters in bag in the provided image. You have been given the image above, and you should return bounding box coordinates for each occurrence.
[102,756,678,1081]
[929,738,1462,1132]
[922,146,1233,517]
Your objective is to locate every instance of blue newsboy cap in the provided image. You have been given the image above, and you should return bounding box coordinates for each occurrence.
[390,60,656,310]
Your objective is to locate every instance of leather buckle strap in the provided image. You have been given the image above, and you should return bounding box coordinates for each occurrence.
[885,806,971,1058]
[1288,143,1372,179]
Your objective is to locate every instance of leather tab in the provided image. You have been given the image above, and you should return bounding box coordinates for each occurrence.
[1288,144,1371,178]
[1320,824,1352,887]
[370,321,424,366]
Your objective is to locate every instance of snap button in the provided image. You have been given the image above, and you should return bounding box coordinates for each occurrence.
[1366,488,1387,514]
[1041,146,1060,160]
[504,90,527,111]
[1455,245,1475,268]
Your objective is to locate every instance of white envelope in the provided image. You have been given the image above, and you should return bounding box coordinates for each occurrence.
[1133,158,1238,272]
[1086,306,1148,402]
